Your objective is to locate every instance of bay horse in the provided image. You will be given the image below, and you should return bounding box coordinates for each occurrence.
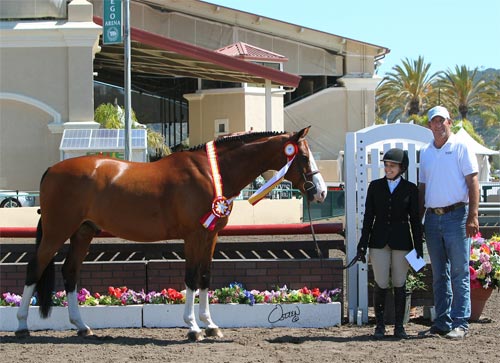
[15,127,327,341]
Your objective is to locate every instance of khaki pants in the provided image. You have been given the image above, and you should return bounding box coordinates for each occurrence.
[370,245,409,288]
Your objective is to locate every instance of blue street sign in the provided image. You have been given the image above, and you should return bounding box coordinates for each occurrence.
[103,0,122,44]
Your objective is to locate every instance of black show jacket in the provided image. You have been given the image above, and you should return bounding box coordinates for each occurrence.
[357,177,422,252]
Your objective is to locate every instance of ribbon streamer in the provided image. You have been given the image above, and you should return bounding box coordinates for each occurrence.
[248,156,295,205]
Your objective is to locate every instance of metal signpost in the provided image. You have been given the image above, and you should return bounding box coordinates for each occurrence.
[103,0,132,161]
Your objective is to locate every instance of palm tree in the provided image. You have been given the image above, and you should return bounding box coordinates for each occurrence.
[437,65,498,120]
[376,56,441,122]
[94,103,171,159]
[480,105,500,145]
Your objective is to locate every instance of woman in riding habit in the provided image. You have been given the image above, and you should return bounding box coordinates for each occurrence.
[356,148,423,339]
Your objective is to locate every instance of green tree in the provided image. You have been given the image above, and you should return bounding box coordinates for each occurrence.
[376,56,441,122]
[94,103,170,159]
[482,105,500,127]
[437,65,498,119]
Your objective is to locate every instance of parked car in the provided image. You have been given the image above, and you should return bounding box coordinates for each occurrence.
[0,190,36,208]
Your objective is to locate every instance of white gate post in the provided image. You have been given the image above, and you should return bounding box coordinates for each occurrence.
[344,132,360,318]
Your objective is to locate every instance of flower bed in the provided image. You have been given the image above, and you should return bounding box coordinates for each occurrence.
[0,283,342,331]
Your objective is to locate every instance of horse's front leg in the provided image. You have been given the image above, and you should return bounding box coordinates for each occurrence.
[199,288,223,338]
[183,287,203,341]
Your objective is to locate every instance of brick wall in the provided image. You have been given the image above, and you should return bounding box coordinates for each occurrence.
[1,258,344,295]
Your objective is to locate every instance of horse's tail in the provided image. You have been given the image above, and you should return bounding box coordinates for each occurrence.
[34,218,55,318]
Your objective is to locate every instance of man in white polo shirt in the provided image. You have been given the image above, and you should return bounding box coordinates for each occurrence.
[418,105,479,339]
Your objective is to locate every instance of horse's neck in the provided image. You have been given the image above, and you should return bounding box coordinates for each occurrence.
[218,141,284,197]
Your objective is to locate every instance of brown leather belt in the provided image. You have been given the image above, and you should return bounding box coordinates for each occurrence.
[428,202,466,216]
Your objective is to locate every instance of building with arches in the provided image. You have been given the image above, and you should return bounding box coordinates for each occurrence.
[0,0,390,191]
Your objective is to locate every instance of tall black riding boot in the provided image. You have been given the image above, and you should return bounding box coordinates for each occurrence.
[394,286,409,339]
[373,284,387,339]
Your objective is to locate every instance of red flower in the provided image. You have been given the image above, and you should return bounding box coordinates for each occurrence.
[300,287,310,295]
[108,286,127,299]
[311,288,321,297]
[469,266,478,280]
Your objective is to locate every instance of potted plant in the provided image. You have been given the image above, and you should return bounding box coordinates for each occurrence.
[469,233,500,320]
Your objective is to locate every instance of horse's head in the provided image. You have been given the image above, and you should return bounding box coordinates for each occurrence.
[286,127,327,203]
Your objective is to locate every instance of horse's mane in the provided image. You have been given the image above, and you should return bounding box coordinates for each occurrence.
[187,131,286,151]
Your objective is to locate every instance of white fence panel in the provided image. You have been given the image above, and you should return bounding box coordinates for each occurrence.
[345,123,432,323]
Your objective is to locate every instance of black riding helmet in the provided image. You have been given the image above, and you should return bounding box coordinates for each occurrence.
[382,148,409,172]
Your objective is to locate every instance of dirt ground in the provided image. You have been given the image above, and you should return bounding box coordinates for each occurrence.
[2,218,499,362]
[0,291,498,362]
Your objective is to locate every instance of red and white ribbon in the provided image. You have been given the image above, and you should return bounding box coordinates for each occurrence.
[200,141,233,230]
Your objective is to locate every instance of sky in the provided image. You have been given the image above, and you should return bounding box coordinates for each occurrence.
[207,0,500,76]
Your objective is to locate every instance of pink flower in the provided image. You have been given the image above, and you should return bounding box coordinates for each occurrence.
[482,261,492,274]
[479,252,490,263]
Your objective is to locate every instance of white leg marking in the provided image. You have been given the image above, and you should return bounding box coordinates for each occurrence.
[183,287,201,335]
[16,284,36,332]
[67,290,91,333]
[198,288,218,329]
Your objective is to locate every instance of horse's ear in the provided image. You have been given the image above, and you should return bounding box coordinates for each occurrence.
[296,126,311,140]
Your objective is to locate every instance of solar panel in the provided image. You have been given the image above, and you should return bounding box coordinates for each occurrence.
[60,129,147,151]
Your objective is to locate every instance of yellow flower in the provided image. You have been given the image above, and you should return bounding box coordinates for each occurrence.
[495,270,500,280]
[470,249,480,261]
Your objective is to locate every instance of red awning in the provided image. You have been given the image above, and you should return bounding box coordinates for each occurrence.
[93,17,301,88]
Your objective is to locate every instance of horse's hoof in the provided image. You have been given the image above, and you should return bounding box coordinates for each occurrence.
[15,329,30,338]
[77,328,94,337]
[187,330,204,342]
[205,327,223,338]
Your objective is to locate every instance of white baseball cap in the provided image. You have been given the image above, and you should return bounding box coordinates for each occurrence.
[427,106,450,121]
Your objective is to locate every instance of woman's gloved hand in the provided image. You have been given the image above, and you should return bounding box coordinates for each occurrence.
[356,246,367,264]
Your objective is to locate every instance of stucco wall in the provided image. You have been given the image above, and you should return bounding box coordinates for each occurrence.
[0,0,101,191]
[0,199,302,227]
[0,99,60,190]
[185,88,285,146]
[284,77,381,161]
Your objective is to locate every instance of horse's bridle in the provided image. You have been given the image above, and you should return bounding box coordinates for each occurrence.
[297,145,319,202]
[302,170,319,202]
[296,145,322,258]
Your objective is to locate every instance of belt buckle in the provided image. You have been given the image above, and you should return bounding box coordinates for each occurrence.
[434,208,445,216]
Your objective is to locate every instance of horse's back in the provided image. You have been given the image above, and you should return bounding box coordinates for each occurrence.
[39,154,211,241]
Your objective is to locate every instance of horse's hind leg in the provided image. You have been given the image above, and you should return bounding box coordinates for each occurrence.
[63,222,96,336]
[16,284,36,337]
[16,219,63,337]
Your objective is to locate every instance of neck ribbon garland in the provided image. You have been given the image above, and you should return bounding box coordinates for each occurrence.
[200,140,298,230]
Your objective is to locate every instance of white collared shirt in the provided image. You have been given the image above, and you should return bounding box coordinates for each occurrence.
[387,176,401,194]
[419,133,478,208]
